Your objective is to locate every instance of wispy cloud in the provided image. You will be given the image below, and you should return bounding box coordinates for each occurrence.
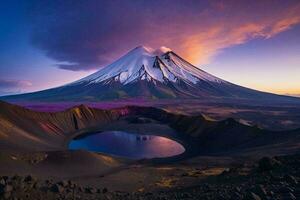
[26,0,300,71]
[0,79,32,88]
[179,3,300,64]
[0,79,32,96]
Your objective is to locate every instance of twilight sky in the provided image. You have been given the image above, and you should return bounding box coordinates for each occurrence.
[0,0,300,96]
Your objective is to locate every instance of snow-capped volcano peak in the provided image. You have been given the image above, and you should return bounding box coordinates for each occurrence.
[74,45,223,86]
[131,45,154,55]
[4,46,298,102]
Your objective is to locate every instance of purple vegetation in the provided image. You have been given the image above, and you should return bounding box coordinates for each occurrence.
[13,99,162,112]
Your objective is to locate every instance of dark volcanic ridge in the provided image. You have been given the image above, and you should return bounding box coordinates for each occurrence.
[0,100,299,157]
[0,101,300,199]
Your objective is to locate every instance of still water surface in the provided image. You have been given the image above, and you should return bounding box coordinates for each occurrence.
[69,131,185,159]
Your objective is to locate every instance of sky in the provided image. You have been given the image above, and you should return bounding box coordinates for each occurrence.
[0,0,300,96]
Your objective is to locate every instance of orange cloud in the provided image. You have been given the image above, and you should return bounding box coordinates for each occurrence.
[267,16,300,38]
[173,3,300,65]
[28,0,300,71]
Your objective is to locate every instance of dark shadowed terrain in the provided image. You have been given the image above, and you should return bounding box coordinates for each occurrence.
[8,98,300,131]
[0,101,299,199]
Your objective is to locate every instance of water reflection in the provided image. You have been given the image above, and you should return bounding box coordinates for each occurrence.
[69,131,185,159]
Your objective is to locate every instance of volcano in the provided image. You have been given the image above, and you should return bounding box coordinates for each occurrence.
[1,46,299,102]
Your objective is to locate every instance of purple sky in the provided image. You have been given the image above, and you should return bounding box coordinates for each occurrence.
[0,0,300,96]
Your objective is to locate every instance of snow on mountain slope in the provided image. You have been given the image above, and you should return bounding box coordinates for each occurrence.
[2,45,300,102]
[72,46,224,86]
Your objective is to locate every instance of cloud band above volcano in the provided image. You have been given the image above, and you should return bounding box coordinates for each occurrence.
[26,0,300,71]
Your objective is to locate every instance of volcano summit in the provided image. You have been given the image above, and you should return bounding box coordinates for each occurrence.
[2,46,298,102]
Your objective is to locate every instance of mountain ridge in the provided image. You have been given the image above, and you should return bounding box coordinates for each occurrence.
[0,100,299,154]
[1,46,300,102]
[71,46,224,85]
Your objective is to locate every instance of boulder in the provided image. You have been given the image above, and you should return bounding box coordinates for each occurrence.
[3,192,11,199]
[3,185,13,193]
[103,188,108,193]
[248,192,262,200]
[285,175,298,185]
[258,157,281,171]
[51,184,64,193]
[24,175,35,182]
[58,180,69,187]
[85,187,96,194]
[0,178,6,185]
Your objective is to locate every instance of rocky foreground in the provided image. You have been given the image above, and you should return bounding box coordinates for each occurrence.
[0,154,299,200]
